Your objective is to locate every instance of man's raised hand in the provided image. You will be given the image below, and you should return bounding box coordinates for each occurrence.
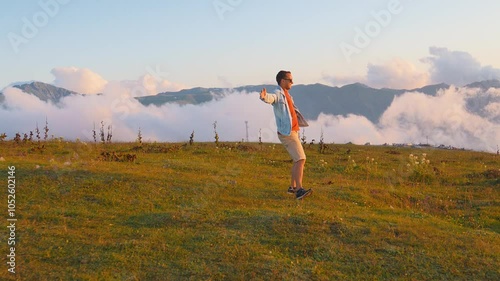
[260,88,267,100]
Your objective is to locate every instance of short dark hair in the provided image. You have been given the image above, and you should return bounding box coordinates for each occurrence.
[276,70,291,85]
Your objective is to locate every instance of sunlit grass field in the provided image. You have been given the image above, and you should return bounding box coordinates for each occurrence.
[1,140,499,280]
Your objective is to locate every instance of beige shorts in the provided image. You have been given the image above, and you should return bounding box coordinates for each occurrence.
[278,131,306,162]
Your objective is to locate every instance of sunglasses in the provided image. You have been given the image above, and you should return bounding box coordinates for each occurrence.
[282,78,293,83]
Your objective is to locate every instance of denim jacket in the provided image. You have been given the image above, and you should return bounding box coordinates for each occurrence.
[260,87,309,136]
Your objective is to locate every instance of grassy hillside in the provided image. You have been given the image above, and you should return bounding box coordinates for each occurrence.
[1,140,499,280]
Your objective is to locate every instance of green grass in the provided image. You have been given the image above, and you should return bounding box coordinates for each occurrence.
[1,140,499,280]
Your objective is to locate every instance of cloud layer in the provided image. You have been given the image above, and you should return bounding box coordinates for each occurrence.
[325,47,500,89]
[422,47,500,86]
[304,87,499,152]
[1,77,499,152]
[366,58,429,89]
[51,66,186,96]
[51,67,108,94]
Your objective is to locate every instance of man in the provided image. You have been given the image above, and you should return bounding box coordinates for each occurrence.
[260,70,312,200]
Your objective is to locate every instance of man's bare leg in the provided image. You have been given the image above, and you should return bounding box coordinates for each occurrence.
[291,159,305,190]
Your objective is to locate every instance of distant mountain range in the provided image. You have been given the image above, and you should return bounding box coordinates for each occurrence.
[9,81,83,102]
[135,82,454,123]
[135,79,500,123]
[1,79,499,123]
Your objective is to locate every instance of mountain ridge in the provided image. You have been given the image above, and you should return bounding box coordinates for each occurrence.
[1,79,499,123]
[0,81,83,104]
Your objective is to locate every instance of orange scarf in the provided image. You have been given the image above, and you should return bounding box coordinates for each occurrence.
[284,90,299,132]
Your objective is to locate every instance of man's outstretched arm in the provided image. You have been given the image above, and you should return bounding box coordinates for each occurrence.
[259,88,277,104]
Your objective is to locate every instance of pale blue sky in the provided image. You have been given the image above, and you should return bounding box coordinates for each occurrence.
[2,0,500,89]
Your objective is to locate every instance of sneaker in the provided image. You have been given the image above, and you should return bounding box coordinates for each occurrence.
[287,187,297,194]
[295,188,313,200]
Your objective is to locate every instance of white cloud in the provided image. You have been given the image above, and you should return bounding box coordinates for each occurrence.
[2,86,48,111]
[304,113,383,144]
[277,87,499,152]
[50,66,186,98]
[324,58,428,89]
[51,67,108,94]
[485,102,500,119]
[146,73,186,93]
[325,47,500,89]
[366,58,429,89]
[422,47,500,86]
[377,87,499,151]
